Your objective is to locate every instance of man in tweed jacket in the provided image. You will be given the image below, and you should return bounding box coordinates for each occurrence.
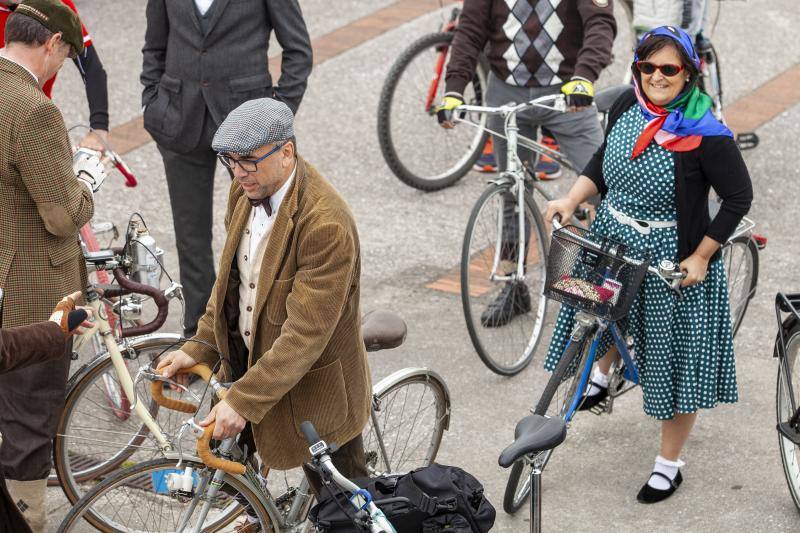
[0,2,95,531]
[158,99,371,490]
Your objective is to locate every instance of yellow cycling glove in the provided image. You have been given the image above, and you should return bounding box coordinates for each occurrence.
[561,77,595,108]
[436,95,464,124]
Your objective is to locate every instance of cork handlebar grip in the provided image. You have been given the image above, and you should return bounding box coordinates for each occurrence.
[196,422,247,475]
[150,364,216,414]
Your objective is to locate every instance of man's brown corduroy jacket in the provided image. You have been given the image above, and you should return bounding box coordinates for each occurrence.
[182,156,372,469]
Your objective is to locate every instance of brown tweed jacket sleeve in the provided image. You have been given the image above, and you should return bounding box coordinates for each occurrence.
[224,211,358,422]
[13,101,94,237]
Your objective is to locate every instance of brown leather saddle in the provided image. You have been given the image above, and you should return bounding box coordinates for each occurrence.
[361,310,407,352]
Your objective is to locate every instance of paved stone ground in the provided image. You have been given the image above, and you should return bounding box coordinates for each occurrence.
[38,0,800,531]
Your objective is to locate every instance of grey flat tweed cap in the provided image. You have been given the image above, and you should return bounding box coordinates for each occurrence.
[212,98,295,155]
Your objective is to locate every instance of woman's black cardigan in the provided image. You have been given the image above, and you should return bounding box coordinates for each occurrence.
[582,88,753,262]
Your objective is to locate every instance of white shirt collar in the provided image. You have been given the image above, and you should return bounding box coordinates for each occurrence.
[265,160,297,217]
[0,51,39,84]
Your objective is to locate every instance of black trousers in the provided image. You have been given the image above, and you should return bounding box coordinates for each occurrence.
[157,109,220,336]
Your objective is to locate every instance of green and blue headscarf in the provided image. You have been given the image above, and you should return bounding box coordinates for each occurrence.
[631,26,733,159]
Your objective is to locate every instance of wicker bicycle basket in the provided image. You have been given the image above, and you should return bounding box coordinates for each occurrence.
[544,225,651,321]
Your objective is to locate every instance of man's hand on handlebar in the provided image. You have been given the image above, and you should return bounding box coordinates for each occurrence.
[561,77,594,112]
[200,400,246,440]
[436,94,464,129]
[156,349,199,388]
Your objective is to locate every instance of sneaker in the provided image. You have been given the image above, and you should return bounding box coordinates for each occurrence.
[535,135,562,179]
[473,138,497,173]
[480,281,531,328]
[533,157,562,179]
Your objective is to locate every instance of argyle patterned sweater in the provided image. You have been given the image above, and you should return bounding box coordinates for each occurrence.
[445,0,617,96]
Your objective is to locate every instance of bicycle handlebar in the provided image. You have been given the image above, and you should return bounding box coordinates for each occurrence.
[456,93,568,116]
[106,149,138,187]
[196,423,246,475]
[101,267,169,337]
[301,421,322,447]
[150,364,215,413]
[551,216,686,291]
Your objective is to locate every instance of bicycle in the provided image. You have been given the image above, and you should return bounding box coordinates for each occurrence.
[377,2,638,192]
[775,292,800,511]
[377,5,490,191]
[712,198,766,338]
[56,309,451,531]
[52,217,190,507]
[457,93,608,377]
[501,217,686,515]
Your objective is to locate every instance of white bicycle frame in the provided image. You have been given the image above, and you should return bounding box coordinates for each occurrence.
[455,94,580,283]
[85,288,173,452]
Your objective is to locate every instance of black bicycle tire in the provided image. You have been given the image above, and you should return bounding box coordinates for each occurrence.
[54,339,185,505]
[723,235,759,338]
[366,369,449,474]
[57,457,272,532]
[461,182,549,376]
[502,336,589,514]
[377,31,489,191]
[776,322,800,513]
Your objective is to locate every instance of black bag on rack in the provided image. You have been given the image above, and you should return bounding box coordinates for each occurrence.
[308,463,496,532]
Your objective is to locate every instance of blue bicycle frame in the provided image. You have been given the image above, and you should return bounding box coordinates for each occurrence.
[562,317,640,422]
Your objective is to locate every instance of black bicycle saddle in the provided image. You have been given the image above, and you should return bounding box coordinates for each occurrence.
[498,414,567,468]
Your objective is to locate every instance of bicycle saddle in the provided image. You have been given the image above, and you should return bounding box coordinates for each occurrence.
[498,414,567,468]
[362,309,407,352]
[595,85,631,114]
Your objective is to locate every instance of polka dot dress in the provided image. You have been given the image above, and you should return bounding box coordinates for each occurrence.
[544,105,737,420]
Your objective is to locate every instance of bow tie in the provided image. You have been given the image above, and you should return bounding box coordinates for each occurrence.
[248,196,272,217]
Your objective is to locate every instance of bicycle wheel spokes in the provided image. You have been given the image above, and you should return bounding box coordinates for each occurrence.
[61,459,270,532]
[777,327,800,510]
[56,342,213,504]
[364,371,449,475]
[378,32,488,190]
[462,184,548,375]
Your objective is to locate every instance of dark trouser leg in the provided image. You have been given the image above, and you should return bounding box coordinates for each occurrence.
[302,434,368,497]
[0,340,72,532]
[157,113,218,336]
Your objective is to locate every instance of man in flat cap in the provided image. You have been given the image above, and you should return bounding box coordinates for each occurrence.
[158,98,370,511]
[0,1,106,530]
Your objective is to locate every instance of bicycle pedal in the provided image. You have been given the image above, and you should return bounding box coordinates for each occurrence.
[588,398,609,415]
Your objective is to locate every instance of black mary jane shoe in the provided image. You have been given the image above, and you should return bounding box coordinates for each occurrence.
[636,470,683,504]
[577,381,608,411]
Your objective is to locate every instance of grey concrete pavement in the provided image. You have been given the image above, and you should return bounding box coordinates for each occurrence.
[40,0,800,530]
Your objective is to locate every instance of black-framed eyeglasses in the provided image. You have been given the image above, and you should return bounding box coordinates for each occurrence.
[217,141,286,173]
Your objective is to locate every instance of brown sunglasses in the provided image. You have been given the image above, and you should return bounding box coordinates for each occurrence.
[635,61,684,77]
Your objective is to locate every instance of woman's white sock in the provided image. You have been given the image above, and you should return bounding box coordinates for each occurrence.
[647,455,685,490]
[586,366,610,396]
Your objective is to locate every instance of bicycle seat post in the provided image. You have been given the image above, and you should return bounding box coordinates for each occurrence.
[530,464,542,533]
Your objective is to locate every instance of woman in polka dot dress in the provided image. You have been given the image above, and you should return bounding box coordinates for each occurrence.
[544,26,753,504]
